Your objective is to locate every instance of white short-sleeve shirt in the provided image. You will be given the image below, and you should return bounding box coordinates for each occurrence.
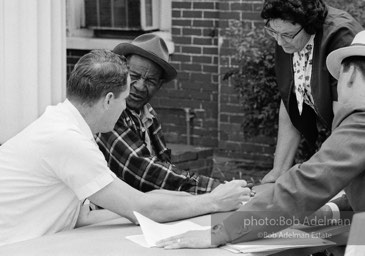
[0,99,116,246]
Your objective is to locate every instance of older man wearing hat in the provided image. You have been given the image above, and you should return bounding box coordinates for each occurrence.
[156,30,365,251]
[96,33,226,194]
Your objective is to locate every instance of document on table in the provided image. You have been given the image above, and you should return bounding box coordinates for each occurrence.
[126,211,210,247]
[126,212,335,254]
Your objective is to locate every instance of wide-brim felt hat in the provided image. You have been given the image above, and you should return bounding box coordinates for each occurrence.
[113,33,177,83]
[327,30,365,80]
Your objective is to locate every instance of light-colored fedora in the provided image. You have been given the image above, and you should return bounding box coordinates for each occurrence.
[327,30,365,80]
[113,33,177,83]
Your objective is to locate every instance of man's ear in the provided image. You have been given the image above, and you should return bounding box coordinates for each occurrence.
[352,66,365,97]
[347,65,357,89]
[103,92,115,110]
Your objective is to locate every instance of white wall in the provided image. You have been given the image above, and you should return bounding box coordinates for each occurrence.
[0,0,66,143]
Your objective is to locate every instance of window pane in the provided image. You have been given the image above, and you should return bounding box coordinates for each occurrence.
[114,0,127,27]
[99,0,111,27]
[145,0,153,27]
[84,0,144,30]
[128,0,140,29]
[85,0,98,27]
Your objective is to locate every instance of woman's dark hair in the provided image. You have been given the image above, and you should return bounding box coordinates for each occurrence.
[261,0,328,34]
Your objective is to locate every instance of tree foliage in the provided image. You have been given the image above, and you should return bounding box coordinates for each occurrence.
[327,0,365,27]
[223,20,279,138]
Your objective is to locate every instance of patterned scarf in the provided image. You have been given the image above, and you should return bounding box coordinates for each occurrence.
[293,35,316,115]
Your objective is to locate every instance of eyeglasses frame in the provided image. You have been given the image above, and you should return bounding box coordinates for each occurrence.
[264,20,304,41]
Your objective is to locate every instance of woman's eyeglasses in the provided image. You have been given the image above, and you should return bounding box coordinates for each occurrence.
[264,20,304,42]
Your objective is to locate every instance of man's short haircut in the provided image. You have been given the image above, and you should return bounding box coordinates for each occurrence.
[67,49,128,105]
[342,56,365,80]
[261,0,328,35]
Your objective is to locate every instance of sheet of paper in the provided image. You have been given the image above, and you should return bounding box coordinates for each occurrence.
[132,211,210,247]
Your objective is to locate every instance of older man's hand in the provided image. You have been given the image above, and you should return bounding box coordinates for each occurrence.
[209,180,251,212]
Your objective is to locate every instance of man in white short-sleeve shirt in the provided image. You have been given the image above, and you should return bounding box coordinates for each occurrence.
[0,49,251,246]
[0,98,117,245]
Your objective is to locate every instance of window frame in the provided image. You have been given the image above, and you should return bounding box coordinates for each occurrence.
[66,0,173,52]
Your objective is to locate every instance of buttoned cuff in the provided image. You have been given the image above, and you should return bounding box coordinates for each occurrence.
[326,202,340,222]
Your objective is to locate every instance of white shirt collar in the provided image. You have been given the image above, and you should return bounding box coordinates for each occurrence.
[63,99,94,141]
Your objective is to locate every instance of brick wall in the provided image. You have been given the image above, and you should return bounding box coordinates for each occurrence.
[150,0,220,148]
[67,49,90,80]
[169,143,214,177]
[216,0,274,167]
[153,0,274,168]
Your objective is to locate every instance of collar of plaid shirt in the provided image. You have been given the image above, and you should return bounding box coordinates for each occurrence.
[130,105,155,154]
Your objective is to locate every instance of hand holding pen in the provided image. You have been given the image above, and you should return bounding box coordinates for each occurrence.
[246,182,256,198]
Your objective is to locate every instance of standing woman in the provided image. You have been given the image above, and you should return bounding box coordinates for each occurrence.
[261,0,362,183]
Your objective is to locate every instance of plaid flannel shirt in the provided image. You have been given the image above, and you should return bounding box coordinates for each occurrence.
[96,104,221,195]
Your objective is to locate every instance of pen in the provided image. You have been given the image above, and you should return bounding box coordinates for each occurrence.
[250,190,256,197]
[246,183,256,197]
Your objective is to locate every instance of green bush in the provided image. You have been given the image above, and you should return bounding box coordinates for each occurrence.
[223,20,279,138]
[327,0,365,27]
[224,0,364,162]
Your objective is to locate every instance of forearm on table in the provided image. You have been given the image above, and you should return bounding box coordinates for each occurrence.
[136,192,216,223]
[75,205,121,228]
[88,178,217,224]
[127,155,220,194]
[147,189,192,196]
